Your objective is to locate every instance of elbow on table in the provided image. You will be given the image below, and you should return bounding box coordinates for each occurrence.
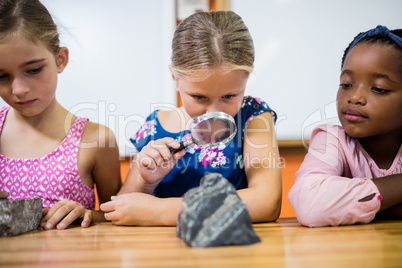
[266,192,282,222]
[251,195,282,223]
[291,199,377,227]
[288,179,336,227]
[264,205,281,223]
[288,193,330,227]
[293,207,330,227]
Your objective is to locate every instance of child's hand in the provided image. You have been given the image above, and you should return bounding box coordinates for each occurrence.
[100,193,164,226]
[41,199,93,230]
[0,191,9,199]
[135,137,185,187]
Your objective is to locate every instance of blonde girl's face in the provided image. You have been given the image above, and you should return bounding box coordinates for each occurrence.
[173,69,249,119]
[336,43,402,139]
[0,37,68,117]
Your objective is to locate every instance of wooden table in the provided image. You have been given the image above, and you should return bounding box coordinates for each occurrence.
[1,218,401,268]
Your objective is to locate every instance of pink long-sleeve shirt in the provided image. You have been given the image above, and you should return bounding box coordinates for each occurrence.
[288,124,402,227]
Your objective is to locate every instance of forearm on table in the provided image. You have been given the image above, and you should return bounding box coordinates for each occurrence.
[376,203,402,219]
[153,197,182,226]
[237,187,282,223]
[289,173,381,226]
[371,174,402,211]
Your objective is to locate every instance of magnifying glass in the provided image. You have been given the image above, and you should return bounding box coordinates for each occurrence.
[170,112,237,154]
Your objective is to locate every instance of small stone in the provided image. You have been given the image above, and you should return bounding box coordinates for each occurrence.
[176,172,261,247]
[0,198,42,237]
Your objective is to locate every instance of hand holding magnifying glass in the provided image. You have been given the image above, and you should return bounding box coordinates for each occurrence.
[170,112,237,154]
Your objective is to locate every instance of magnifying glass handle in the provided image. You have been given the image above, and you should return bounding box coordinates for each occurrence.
[169,142,185,154]
[169,139,193,154]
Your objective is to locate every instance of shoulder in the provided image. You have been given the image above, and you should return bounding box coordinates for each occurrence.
[81,120,117,148]
[241,95,277,122]
[242,96,271,110]
[157,107,189,133]
[79,120,120,173]
[240,96,276,128]
[310,124,351,145]
[308,124,358,162]
[246,110,275,130]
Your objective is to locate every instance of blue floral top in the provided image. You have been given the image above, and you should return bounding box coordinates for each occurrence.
[130,96,276,198]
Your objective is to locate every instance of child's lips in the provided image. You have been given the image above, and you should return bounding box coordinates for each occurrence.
[16,99,37,106]
[343,109,368,122]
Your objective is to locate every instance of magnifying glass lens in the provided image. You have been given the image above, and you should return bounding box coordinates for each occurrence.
[170,112,236,154]
[191,113,236,146]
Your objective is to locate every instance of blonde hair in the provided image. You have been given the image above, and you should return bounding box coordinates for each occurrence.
[0,0,60,56]
[170,10,254,79]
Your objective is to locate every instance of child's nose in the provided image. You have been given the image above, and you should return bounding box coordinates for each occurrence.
[12,78,30,97]
[348,87,366,105]
[206,102,223,114]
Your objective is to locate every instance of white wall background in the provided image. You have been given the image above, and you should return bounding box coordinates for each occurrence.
[1,0,401,156]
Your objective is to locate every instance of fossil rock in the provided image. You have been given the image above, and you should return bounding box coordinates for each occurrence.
[177,172,261,247]
[0,198,42,237]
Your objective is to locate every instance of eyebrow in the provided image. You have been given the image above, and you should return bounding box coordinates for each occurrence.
[340,70,352,77]
[23,58,46,67]
[340,70,397,84]
[372,72,397,84]
[0,59,47,72]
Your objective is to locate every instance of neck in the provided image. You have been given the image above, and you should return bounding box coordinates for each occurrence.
[157,106,194,133]
[358,130,402,169]
[180,107,195,129]
[10,100,70,130]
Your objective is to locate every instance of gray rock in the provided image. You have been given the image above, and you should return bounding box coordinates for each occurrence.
[176,172,261,247]
[0,198,42,237]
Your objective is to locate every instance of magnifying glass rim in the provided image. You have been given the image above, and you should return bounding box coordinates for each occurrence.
[190,112,237,146]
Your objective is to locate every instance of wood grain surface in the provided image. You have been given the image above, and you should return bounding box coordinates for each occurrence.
[1,217,401,268]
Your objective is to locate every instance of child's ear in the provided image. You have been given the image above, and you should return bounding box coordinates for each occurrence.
[56,47,69,73]
[168,65,179,91]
